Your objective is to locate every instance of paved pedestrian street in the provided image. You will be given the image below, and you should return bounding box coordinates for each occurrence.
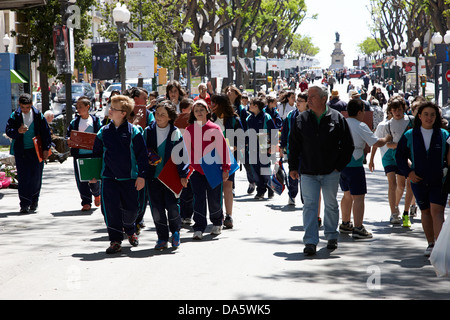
[0,143,449,300]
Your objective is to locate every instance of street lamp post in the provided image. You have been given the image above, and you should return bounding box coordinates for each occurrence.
[232,37,239,85]
[182,29,194,98]
[112,2,131,94]
[400,42,407,93]
[203,31,212,82]
[387,46,392,81]
[273,48,277,84]
[60,0,77,131]
[3,34,10,53]
[263,45,269,93]
[393,44,399,84]
[251,42,257,95]
[432,32,443,104]
[413,38,421,96]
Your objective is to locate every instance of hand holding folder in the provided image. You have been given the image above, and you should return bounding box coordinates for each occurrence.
[157,157,193,198]
[68,130,97,150]
[33,135,52,162]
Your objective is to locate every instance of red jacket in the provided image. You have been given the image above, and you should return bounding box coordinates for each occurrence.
[299,82,308,92]
[194,93,211,107]
[184,120,231,175]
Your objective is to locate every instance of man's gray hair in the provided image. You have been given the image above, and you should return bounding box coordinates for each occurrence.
[309,85,328,99]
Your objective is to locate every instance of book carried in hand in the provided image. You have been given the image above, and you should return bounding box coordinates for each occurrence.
[76,158,102,182]
[157,157,193,198]
[133,105,147,129]
[200,147,239,189]
[33,135,52,163]
[68,130,97,150]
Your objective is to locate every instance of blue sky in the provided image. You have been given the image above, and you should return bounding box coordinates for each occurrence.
[298,0,373,67]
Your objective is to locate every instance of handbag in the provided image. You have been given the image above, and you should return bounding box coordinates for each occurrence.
[269,159,286,195]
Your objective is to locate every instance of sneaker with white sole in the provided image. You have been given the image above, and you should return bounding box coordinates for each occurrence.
[352,225,373,239]
[210,225,222,235]
[182,218,192,225]
[409,204,417,217]
[288,196,295,205]
[424,243,434,257]
[390,213,402,225]
[339,221,354,234]
[193,231,203,240]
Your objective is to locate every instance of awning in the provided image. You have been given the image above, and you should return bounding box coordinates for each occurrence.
[0,0,46,10]
[10,69,27,83]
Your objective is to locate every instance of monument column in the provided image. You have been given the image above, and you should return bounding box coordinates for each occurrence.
[330,32,345,70]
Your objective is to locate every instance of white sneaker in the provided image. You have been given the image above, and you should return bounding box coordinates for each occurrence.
[424,243,434,257]
[288,197,295,205]
[193,231,203,240]
[210,225,222,235]
[182,218,192,225]
[390,214,402,225]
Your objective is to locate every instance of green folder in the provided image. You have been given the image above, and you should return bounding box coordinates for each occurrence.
[76,158,102,182]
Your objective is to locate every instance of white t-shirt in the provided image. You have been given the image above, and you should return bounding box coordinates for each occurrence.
[78,116,93,132]
[383,115,414,143]
[374,118,389,157]
[22,111,34,128]
[213,117,225,133]
[277,102,295,119]
[346,117,379,161]
[421,127,433,151]
[156,124,170,147]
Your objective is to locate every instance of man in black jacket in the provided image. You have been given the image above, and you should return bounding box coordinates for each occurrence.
[288,85,354,255]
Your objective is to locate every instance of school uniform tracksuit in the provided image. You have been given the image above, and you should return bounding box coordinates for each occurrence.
[245,111,276,196]
[93,121,149,243]
[66,115,102,206]
[396,127,450,209]
[6,107,52,210]
[144,121,190,241]
[184,120,231,233]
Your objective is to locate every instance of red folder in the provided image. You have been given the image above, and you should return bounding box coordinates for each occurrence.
[67,130,97,150]
[33,135,52,163]
[174,113,190,129]
[157,157,193,197]
[133,105,147,128]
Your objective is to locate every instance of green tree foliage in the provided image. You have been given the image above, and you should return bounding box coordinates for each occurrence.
[97,0,318,78]
[357,37,381,56]
[11,0,95,111]
[290,34,320,56]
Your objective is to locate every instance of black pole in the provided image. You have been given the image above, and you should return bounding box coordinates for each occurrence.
[187,45,191,98]
[60,0,72,133]
[415,50,419,96]
[253,52,256,95]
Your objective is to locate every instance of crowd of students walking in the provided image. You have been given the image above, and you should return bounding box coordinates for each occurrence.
[5,78,449,259]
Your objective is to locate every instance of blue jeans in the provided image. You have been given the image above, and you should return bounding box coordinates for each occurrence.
[300,171,340,245]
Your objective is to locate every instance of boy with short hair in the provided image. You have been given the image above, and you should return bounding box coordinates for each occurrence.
[92,95,149,254]
[339,99,391,238]
[6,93,52,213]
